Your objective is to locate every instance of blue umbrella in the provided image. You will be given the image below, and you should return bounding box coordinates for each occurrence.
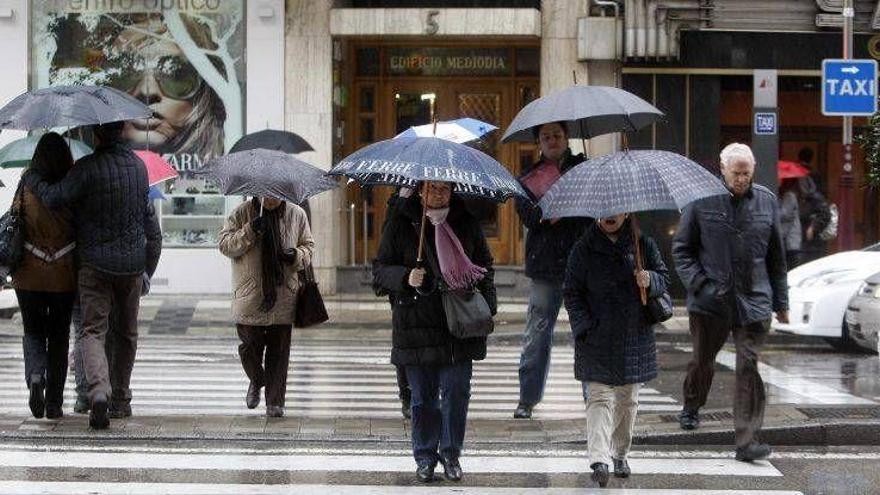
[149,185,166,201]
[396,118,498,144]
[328,136,526,203]
[538,150,729,219]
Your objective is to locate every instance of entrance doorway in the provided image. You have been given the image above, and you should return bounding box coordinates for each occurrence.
[345,42,540,265]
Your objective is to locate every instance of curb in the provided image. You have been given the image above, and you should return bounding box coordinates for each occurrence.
[632,420,880,446]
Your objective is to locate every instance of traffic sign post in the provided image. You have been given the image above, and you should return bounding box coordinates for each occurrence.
[822,59,878,116]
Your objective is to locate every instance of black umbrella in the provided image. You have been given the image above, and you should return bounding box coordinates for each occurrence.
[0,85,152,130]
[229,129,314,154]
[198,149,336,205]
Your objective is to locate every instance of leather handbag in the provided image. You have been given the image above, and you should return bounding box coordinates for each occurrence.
[424,242,494,339]
[294,263,329,328]
[0,182,26,274]
[646,290,674,324]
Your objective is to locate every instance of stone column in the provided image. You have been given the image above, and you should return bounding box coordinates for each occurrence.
[286,0,341,292]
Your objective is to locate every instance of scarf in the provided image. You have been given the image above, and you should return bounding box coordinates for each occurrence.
[254,198,286,312]
[426,207,487,290]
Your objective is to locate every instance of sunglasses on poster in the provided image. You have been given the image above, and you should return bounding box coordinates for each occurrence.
[104,54,201,101]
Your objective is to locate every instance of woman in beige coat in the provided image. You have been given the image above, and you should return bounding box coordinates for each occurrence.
[219,196,314,417]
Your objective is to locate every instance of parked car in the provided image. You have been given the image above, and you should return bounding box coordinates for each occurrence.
[773,243,880,351]
[845,271,880,353]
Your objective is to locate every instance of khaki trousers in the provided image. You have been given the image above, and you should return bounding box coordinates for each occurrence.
[584,381,640,467]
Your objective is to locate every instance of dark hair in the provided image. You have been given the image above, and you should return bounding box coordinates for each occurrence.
[797,147,814,165]
[93,121,125,144]
[532,121,569,141]
[30,132,74,184]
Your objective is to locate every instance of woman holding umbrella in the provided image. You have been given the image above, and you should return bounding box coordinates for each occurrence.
[373,180,496,483]
[563,213,669,487]
[218,195,314,418]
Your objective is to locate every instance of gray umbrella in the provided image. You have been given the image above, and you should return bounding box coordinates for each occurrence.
[501,86,663,143]
[0,85,152,130]
[199,149,337,205]
[538,150,729,219]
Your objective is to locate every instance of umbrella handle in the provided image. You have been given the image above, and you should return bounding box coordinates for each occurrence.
[416,182,428,263]
[632,215,647,306]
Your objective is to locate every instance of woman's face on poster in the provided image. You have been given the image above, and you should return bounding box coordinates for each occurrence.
[109,22,200,148]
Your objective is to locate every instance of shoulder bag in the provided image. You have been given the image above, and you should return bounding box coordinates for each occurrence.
[294,263,329,328]
[0,181,27,275]
[423,240,494,339]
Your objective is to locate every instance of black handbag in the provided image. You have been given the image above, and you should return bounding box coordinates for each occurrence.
[424,242,494,339]
[294,263,329,328]
[0,182,26,274]
[646,291,674,324]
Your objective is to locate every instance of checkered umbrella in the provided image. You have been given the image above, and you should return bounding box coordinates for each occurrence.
[538,150,729,219]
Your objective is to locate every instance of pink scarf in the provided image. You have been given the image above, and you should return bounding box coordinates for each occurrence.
[426,208,487,290]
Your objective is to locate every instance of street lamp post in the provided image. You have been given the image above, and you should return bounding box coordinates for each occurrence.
[838,0,856,251]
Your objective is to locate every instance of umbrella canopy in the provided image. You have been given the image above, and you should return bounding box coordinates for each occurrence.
[149,185,166,201]
[502,86,664,143]
[328,136,526,203]
[778,160,810,181]
[538,150,729,219]
[0,135,92,168]
[0,85,152,131]
[134,150,179,186]
[229,129,314,154]
[396,118,498,144]
[198,149,337,205]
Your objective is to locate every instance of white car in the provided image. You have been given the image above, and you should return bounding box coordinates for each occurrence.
[773,243,880,351]
[845,271,880,353]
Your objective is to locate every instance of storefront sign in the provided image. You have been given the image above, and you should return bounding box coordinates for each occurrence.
[754,112,777,135]
[387,48,512,77]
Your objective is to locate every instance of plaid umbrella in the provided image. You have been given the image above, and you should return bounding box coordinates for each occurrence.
[198,149,336,205]
[538,150,729,219]
[0,85,152,130]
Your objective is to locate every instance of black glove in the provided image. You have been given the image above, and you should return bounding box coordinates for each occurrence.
[281,248,298,264]
[250,216,266,234]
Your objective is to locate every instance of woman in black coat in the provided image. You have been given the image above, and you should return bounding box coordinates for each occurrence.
[373,181,496,483]
[563,214,669,488]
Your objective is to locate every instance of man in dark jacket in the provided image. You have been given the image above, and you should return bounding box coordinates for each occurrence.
[672,143,789,462]
[513,122,591,419]
[23,121,161,430]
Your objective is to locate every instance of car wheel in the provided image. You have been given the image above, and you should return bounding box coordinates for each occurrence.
[825,321,875,353]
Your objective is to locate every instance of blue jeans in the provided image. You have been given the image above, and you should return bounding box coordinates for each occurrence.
[518,280,564,406]
[405,361,473,466]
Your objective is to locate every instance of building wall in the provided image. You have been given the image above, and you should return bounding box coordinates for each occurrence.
[0,0,28,210]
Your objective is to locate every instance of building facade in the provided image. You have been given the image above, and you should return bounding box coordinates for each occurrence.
[0,0,876,295]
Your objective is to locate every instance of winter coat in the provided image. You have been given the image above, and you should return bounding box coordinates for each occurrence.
[779,190,802,252]
[563,223,669,385]
[672,184,789,326]
[373,195,497,366]
[219,201,314,326]
[11,187,76,292]
[515,149,593,283]
[22,143,161,276]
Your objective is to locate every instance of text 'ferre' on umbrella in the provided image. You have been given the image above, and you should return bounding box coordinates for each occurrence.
[501,85,664,143]
[538,150,730,220]
[327,136,527,203]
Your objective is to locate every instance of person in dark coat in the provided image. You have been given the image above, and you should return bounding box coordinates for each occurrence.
[373,181,496,483]
[672,143,789,463]
[564,214,669,487]
[22,121,162,430]
[514,122,592,419]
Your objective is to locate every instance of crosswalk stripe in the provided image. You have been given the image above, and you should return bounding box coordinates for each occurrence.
[0,483,803,495]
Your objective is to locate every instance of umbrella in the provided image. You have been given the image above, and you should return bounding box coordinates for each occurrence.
[501,85,663,143]
[538,150,729,304]
[0,135,92,168]
[229,129,314,154]
[396,118,498,144]
[328,136,526,203]
[149,185,166,201]
[0,85,152,131]
[198,149,336,205]
[134,150,179,186]
[778,160,810,181]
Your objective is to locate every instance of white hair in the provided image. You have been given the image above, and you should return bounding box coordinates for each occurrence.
[719,142,756,168]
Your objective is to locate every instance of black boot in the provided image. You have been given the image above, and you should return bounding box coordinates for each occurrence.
[45,404,63,420]
[89,393,109,430]
[679,408,700,430]
[612,458,631,478]
[736,443,772,462]
[591,462,610,488]
[441,457,463,482]
[108,402,132,419]
[28,375,45,419]
[513,402,533,419]
[416,462,435,482]
[246,381,261,409]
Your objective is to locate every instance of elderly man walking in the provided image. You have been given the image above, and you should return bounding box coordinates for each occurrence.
[672,143,789,462]
[23,121,161,430]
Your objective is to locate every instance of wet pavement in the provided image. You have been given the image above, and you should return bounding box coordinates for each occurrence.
[0,295,877,494]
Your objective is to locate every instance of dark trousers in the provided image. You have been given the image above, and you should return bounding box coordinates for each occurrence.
[396,365,411,402]
[682,313,769,449]
[405,361,473,466]
[16,290,75,407]
[236,324,292,407]
[78,266,141,405]
[72,300,117,404]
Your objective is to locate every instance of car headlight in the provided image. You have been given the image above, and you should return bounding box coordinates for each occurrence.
[857,282,880,298]
[797,270,855,288]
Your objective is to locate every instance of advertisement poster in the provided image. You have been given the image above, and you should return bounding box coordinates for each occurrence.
[31,1,246,246]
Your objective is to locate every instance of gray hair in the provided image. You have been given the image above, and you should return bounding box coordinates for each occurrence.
[719,142,755,168]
